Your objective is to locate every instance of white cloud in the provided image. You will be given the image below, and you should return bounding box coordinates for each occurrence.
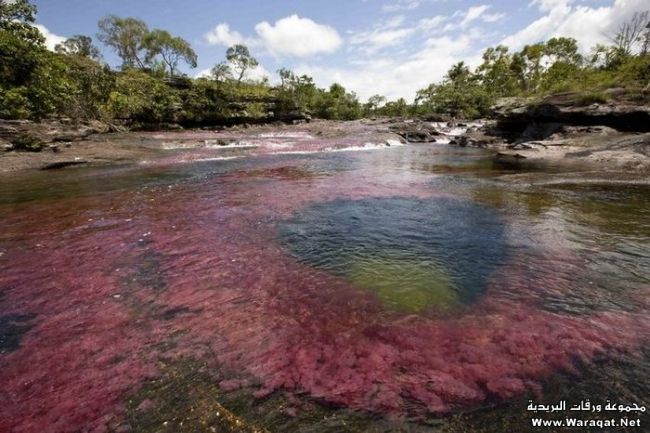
[482,12,506,23]
[296,34,479,102]
[34,24,66,51]
[349,12,454,55]
[205,15,342,58]
[201,0,648,102]
[418,15,448,31]
[306,4,505,100]
[254,15,342,57]
[204,23,247,47]
[459,5,505,27]
[531,0,572,13]
[502,0,649,52]
[349,27,415,54]
[383,15,407,29]
[246,64,273,82]
[461,5,491,27]
[382,0,423,13]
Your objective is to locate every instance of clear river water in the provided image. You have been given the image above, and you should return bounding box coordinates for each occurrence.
[1,127,649,432]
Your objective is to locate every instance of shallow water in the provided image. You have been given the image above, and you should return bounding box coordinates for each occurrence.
[0,132,649,432]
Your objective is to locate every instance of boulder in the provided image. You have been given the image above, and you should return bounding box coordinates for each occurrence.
[494,93,650,133]
[0,119,110,151]
[389,121,441,142]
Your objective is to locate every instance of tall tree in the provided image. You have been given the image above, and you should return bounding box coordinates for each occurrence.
[55,35,102,60]
[0,0,43,45]
[511,43,546,92]
[97,15,149,69]
[477,45,518,97]
[143,29,197,76]
[365,94,386,115]
[210,61,232,84]
[226,44,258,83]
[610,11,650,56]
[278,67,294,89]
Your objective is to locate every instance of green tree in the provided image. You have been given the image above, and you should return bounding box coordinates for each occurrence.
[416,62,491,118]
[0,0,43,45]
[364,94,386,115]
[210,61,232,86]
[315,83,362,120]
[278,67,294,89]
[107,69,180,123]
[0,29,42,87]
[511,43,546,92]
[61,55,114,119]
[143,29,197,76]
[380,98,409,117]
[97,15,149,69]
[226,44,258,83]
[476,45,518,97]
[55,35,102,60]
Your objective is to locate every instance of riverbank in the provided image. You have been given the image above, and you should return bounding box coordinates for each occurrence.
[458,92,650,172]
[0,118,402,173]
[1,94,649,176]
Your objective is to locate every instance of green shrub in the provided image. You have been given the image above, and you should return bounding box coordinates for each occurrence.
[11,134,45,152]
[576,92,610,106]
[0,87,30,119]
[107,69,180,124]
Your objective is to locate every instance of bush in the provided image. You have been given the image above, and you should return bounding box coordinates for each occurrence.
[61,55,115,120]
[0,87,30,119]
[576,92,610,106]
[11,134,45,152]
[107,69,180,124]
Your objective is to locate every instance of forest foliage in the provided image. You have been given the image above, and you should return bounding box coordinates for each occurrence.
[1,0,649,124]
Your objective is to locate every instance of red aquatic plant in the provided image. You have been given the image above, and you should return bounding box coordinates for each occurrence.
[0,155,648,433]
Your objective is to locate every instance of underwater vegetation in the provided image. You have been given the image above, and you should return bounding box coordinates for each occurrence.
[0,152,648,432]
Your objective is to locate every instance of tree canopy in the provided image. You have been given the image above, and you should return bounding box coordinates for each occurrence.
[226,44,259,82]
[143,29,197,76]
[55,35,102,60]
[0,0,43,45]
[1,0,648,125]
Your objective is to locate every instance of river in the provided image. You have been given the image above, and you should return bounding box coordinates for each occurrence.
[1,126,649,432]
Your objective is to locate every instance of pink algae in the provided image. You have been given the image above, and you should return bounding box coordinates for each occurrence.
[0,158,648,433]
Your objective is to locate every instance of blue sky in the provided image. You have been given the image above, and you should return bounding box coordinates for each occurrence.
[33,0,648,101]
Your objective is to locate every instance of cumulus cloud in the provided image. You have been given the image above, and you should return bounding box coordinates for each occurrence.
[297,34,480,101]
[204,23,247,47]
[308,4,506,100]
[501,0,649,52]
[199,1,647,101]
[205,15,342,58]
[34,24,66,51]
[254,15,342,57]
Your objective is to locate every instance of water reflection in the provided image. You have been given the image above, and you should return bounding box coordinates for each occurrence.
[0,140,648,432]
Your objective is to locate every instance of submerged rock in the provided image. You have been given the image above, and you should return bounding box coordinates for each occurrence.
[41,159,89,170]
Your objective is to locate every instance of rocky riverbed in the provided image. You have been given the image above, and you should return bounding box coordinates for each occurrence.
[1,107,649,432]
[1,92,649,176]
